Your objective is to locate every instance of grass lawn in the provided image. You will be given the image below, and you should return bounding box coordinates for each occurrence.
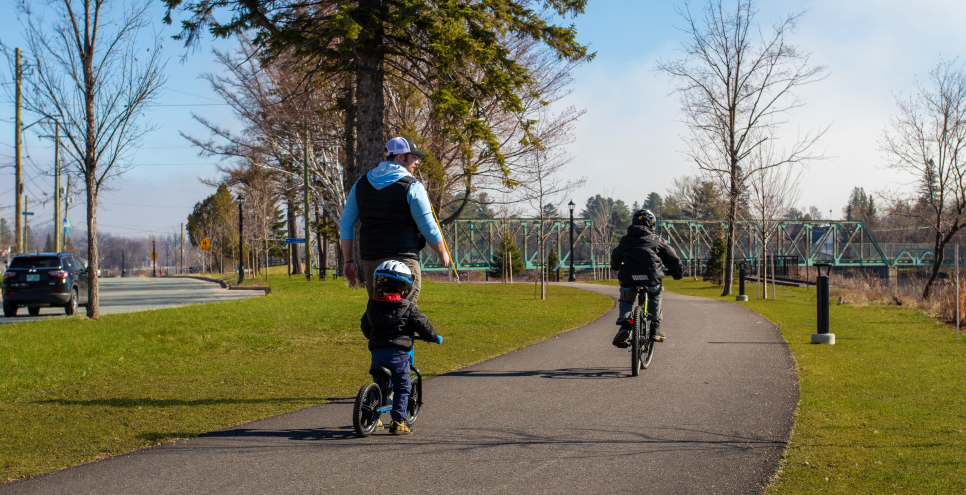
[0,277,612,481]
[649,278,966,493]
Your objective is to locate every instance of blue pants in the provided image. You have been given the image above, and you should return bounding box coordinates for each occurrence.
[617,284,663,324]
[370,347,412,422]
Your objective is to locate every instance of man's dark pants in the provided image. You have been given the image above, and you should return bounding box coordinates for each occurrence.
[370,347,412,422]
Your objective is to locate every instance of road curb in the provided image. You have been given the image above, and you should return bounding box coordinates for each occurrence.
[228,286,272,294]
[176,275,229,289]
[172,275,271,294]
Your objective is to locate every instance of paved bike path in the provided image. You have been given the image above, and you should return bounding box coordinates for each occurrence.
[3,283,798,494]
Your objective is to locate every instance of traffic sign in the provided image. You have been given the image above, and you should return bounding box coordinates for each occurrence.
[200,238,210,251]
[285,238,306,244]
[22,212,33,216]
[151,252,157,260]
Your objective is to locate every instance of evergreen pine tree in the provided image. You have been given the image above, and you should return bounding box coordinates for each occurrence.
[547,247,560,279]
[0,217,12,247]
[704,233,727,285]
[44,233,55,252]
[489,238,525,279]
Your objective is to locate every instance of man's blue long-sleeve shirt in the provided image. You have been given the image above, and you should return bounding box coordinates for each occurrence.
[339,161,443,245]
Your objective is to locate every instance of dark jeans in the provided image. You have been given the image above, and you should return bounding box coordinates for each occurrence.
[370,347,412,422]
[617,284,663,324]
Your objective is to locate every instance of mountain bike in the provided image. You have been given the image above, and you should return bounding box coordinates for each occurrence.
[628,286,657,376]
[352,340,430,437]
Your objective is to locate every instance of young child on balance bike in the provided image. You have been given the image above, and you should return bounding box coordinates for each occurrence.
[360,260,442,435]
[610,209,684,347]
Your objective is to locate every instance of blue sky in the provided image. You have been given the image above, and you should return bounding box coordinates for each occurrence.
[2,0,966,240]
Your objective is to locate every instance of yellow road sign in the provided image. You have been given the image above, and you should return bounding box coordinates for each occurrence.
[200,238,211,251]
[151,252,157,260]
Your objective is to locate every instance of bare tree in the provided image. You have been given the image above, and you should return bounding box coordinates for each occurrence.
[747,139,802,298]
[881,60,966,300]
[514,110,585,299]
[657,0,826,296]
[18,0,165,317]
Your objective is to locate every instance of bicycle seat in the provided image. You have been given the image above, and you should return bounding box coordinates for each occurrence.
[369,366,393,379]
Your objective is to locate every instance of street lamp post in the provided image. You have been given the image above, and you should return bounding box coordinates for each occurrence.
[238,195,244,285]
[568,200,576,282]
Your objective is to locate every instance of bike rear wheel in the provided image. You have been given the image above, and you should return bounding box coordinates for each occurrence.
[631,306,643,376]
[352,383,382,437]
[407,370,422,425]
[642,319,655,369]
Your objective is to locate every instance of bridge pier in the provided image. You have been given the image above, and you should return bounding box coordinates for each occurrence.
[888,266,898,290]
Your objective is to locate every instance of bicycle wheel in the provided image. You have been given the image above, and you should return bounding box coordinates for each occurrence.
[642,319,656,369]
[631,306,643,377]
[352,382,382,437]
[406,380,421,425]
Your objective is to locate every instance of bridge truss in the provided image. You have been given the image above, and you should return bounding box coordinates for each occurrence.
[420,218,595,271]
[661,220,944,267]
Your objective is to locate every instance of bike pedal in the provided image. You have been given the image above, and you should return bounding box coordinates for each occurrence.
[616,342,630,348]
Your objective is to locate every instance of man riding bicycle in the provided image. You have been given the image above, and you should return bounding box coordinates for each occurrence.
[611,209,684,347]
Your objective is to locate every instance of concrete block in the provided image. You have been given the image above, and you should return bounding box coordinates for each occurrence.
[736,295,749,301]
[811,333,835,344]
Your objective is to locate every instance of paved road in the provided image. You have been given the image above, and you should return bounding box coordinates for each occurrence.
[0,277,262,324]
[2,283,798,494]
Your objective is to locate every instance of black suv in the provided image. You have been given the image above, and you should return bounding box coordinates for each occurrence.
[2,253,89,317]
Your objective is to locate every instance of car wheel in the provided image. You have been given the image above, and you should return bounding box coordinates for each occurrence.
[65,289,78,316]
[28,307,41,316]
[2,303,16,318]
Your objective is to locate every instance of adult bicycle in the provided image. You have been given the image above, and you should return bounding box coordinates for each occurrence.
[628,286,657,376]
[352,340,429,437]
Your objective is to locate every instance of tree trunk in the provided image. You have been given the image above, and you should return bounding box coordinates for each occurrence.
[721,164,739,296]
[85,171,99,318]
[287,198,303,275]
[353,0,385,185]
[923,226,960,300]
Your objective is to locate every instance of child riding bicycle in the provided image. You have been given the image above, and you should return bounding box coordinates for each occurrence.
[610,209,684,347]
[360,260,442,435]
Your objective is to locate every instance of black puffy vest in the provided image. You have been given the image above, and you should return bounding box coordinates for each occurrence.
[355,175,425,261]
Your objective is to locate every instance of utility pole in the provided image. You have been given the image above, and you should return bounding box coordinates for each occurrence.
[237,195,244,285]
[54,120,61,252]
[14,48,23,254]
[152,239,156,277]
[23,195,28,252]
[64,179,71,252]
[303,129,312,281]
[180,223,184,275]
[121,250,124,277]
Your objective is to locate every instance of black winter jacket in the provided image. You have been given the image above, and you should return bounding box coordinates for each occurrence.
[610,225,684,287]
[360,296,439,351]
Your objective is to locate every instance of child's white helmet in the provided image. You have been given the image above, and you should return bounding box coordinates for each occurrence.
[373,260,414,293]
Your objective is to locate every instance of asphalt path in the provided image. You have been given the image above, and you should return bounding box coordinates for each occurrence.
[2,283,798,494]
[0,277,262,324]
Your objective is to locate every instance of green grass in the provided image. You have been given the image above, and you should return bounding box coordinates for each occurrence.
[654,278,966,493]
[0,277,612,481]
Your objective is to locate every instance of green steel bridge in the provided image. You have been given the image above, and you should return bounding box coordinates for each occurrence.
[661,220,947,267]
[419,218,950,272]
[420,218,595,272]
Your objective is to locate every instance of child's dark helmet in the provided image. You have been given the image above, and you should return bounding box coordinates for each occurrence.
[632,209,657,228]
[373,260,414,293]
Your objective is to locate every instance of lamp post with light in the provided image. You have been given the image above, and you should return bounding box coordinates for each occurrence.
[568,200,576,282]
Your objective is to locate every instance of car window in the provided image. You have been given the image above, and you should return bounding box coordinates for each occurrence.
[70,257,83,271]
[9,257,61,269]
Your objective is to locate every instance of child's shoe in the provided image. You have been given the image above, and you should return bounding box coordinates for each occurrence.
[390,420,413,435]
[374,419,384,431]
